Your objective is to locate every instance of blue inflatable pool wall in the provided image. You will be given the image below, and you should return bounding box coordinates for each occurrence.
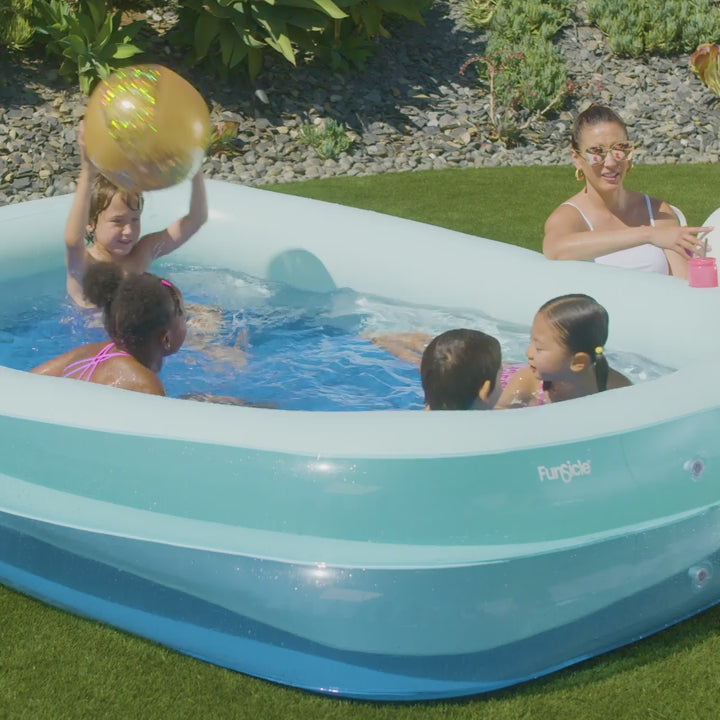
[1,180,720,700]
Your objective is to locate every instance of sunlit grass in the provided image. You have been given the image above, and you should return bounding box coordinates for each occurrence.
[4,163,720,719]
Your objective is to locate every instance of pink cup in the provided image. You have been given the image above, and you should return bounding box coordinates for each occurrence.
[688,257,718,288]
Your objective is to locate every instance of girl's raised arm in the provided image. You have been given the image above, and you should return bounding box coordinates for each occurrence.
[139,171,208,262]
[65,123,98,297]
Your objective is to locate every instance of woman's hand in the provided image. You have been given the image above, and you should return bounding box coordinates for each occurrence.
[650,224,713,256]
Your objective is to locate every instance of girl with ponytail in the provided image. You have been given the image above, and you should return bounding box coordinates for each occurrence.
[496,294,631,408]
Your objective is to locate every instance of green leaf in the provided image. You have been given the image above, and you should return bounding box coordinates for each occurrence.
[120,19,145,41]
[63,33,87,54]
[228,45,249,67]
[194,13,221,57]
[371,0,423,23]
[76,11,96,39]
[219,26,248,65]
[111,42,142,59]
[241,29,266,48]
[264,31,296,63]
[277,8,327,30]
[95,13,115,48]
[247,46,263,77]
[84,0,107,30]
[274,0,347,19]
[358,3,382,35]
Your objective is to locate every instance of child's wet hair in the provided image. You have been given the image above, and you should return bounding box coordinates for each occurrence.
[82,263,182,356]
[538,294,610,392]
[88,175,144,232]
[571,104,628,150]
[421,329,501,410]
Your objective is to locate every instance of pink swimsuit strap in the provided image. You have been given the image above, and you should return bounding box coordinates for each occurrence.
[500,363,523,389]
[537,384,546,405]
[62,342,131,382]
[500,363,547,405]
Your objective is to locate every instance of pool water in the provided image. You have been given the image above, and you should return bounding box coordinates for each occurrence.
[0,265,675,411]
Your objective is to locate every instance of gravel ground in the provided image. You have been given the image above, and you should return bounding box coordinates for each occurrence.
[1,0,719,205]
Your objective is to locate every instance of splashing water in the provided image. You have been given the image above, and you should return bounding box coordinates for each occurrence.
[0,265,675,411]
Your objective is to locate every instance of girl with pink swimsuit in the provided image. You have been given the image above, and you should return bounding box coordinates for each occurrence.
[31,264,186,396]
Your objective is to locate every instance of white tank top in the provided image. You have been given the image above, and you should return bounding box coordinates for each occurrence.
[561,194,669,275]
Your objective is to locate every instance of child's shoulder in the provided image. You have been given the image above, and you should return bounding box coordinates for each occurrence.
[504,365,536,386]
[496,365,539,409]
[96,354,164,395]
[608,367,632,389]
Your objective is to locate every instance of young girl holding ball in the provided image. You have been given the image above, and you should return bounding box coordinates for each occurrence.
[64,123,208,308]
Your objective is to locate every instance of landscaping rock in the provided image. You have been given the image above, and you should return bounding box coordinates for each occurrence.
[1,0,719,205]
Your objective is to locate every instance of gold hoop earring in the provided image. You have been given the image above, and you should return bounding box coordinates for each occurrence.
[626,159,634,173]
[575,168,585,182]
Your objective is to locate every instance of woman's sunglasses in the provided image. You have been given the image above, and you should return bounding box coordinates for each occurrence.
[581,142,635,165]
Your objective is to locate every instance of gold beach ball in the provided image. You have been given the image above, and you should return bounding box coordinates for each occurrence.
[83,64,211,192]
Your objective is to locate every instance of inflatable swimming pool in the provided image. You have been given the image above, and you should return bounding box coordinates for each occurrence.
[2,179,720,700]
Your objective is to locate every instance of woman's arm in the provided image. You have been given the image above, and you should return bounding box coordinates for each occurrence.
[658,201,691,279]
[544,204,710,261]
[664,249,689,279]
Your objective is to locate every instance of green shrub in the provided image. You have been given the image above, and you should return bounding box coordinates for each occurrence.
[299,118,352,159]
[489,0,572,43]
[483,0,571,114]
[0,0,36,50]
[35,0,145,93]
[461,0,571,143]
[588,0,720,57]
[488,36,568,113]
[462,0,497,31]
[174,0,427,78]
[309,22,377,73]
[312,0,428,71]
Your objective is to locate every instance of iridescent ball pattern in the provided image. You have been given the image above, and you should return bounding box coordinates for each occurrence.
[84,65,211,191]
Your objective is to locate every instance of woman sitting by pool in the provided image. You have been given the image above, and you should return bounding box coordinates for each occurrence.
[31,262,186,396]
[543,104,711,278]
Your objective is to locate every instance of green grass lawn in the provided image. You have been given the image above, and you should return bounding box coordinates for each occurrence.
[3,164,720,720]
[270,163,720,251]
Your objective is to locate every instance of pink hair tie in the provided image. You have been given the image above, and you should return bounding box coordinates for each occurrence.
[160,279,173,288]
